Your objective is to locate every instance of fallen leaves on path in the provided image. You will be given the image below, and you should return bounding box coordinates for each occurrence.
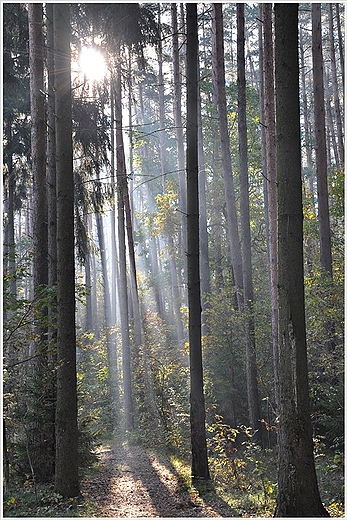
[80,444,235,517]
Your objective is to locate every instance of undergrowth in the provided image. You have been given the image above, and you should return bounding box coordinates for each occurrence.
[169,440,344,518]
[3,439,344,517]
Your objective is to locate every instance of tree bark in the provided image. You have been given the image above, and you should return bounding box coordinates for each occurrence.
[299,25,314,178]
[28,2,55,482]
[237,3,262,444]
[95,205,119,422]
[3,118,16,299]
[171,4,188,277]
[274,5,329,516]
[29,2,48,295]
[323,65,340,167]
[262,3,280,414]
[186,3,210,482]
[328,3,344,168]
[114,61,134,431]
[335,3,345,94]
[211,3,243,310]
[53,3,80,497]
[46,3,57,291]
[157,10,185,348]
[311,3,333,277]
[198,78,211,329]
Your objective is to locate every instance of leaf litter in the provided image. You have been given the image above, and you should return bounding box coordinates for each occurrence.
[80,443,236,517]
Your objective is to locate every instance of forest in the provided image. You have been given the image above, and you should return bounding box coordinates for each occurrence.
[2,2,344,518]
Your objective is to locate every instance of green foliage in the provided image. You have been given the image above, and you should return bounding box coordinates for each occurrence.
[3,485,83,517]
[136,310,190,453]
[77,329,115,438]
[3,257,105,487]
[304,270,344,450]
[153,180,180,238]
[203,288,249,426]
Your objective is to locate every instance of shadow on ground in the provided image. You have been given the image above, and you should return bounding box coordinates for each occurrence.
[81,443,238,517]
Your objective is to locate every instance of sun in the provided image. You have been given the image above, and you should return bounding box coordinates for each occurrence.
[79,46,106,83]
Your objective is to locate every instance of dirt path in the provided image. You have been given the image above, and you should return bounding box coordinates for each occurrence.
[80,444,236,518]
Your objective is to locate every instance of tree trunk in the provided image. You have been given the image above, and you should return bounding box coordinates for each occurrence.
[262,3,280,415]
[197,49,211,330]
[3,419,10,490]
[157,6,167,192]
[323,65,340,167]
[91,245,99,336]
[28,2,55,482]
[335,3,344,92]
[29,2,48,295]
[3,115,17,366]
[328,3,344,167]
[107,85,121,422]
[274,5,329,516]
[299,25,314,179]
[157,11,185,347]
[53,3,80,497]
[211,3,243,310]
[186,3,210,482]
[46,3,57,374]
[311,3,333,277]
[85,251,93,330]
[171,4,188,277]
[95,206,119,422]
[46,3,57,291]
[237,3,262,444]
[114,62,134,431]
[3,118,16,299]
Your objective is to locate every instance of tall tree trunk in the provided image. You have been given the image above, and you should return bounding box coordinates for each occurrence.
[85,252,93,330]
[46,0,57,480]
[274,5,328,516]
[196,18,211,326]
[53,3,79,497]
[95,205,119,423]
[110,85,118,325]
[28,2,54,482]
[262,3,279,415]
[299,25,314,180]
[114,61,134,431]
[3,118,16,299]
[107,85,120,423]
[237,3,262,444]
[46,3,57,292]
[29,2,48,296]
[211,3,243,310]
[46,3,57,362]
[150,232,165,318]
[91,245,99,336]
[328,3,344,167]
[157,9,185,347]
[198,78,211,329]
[311,3,333,277]
[171,4,188,277]
[3,115,17,365]
[168,234,185,347]
[157,6,167,192]
[186,3,210,482]
[323,65,340,167]
[335,3,345,94]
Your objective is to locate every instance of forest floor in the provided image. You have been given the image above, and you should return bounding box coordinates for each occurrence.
[79,443,237,517]
[3,441,344,517]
